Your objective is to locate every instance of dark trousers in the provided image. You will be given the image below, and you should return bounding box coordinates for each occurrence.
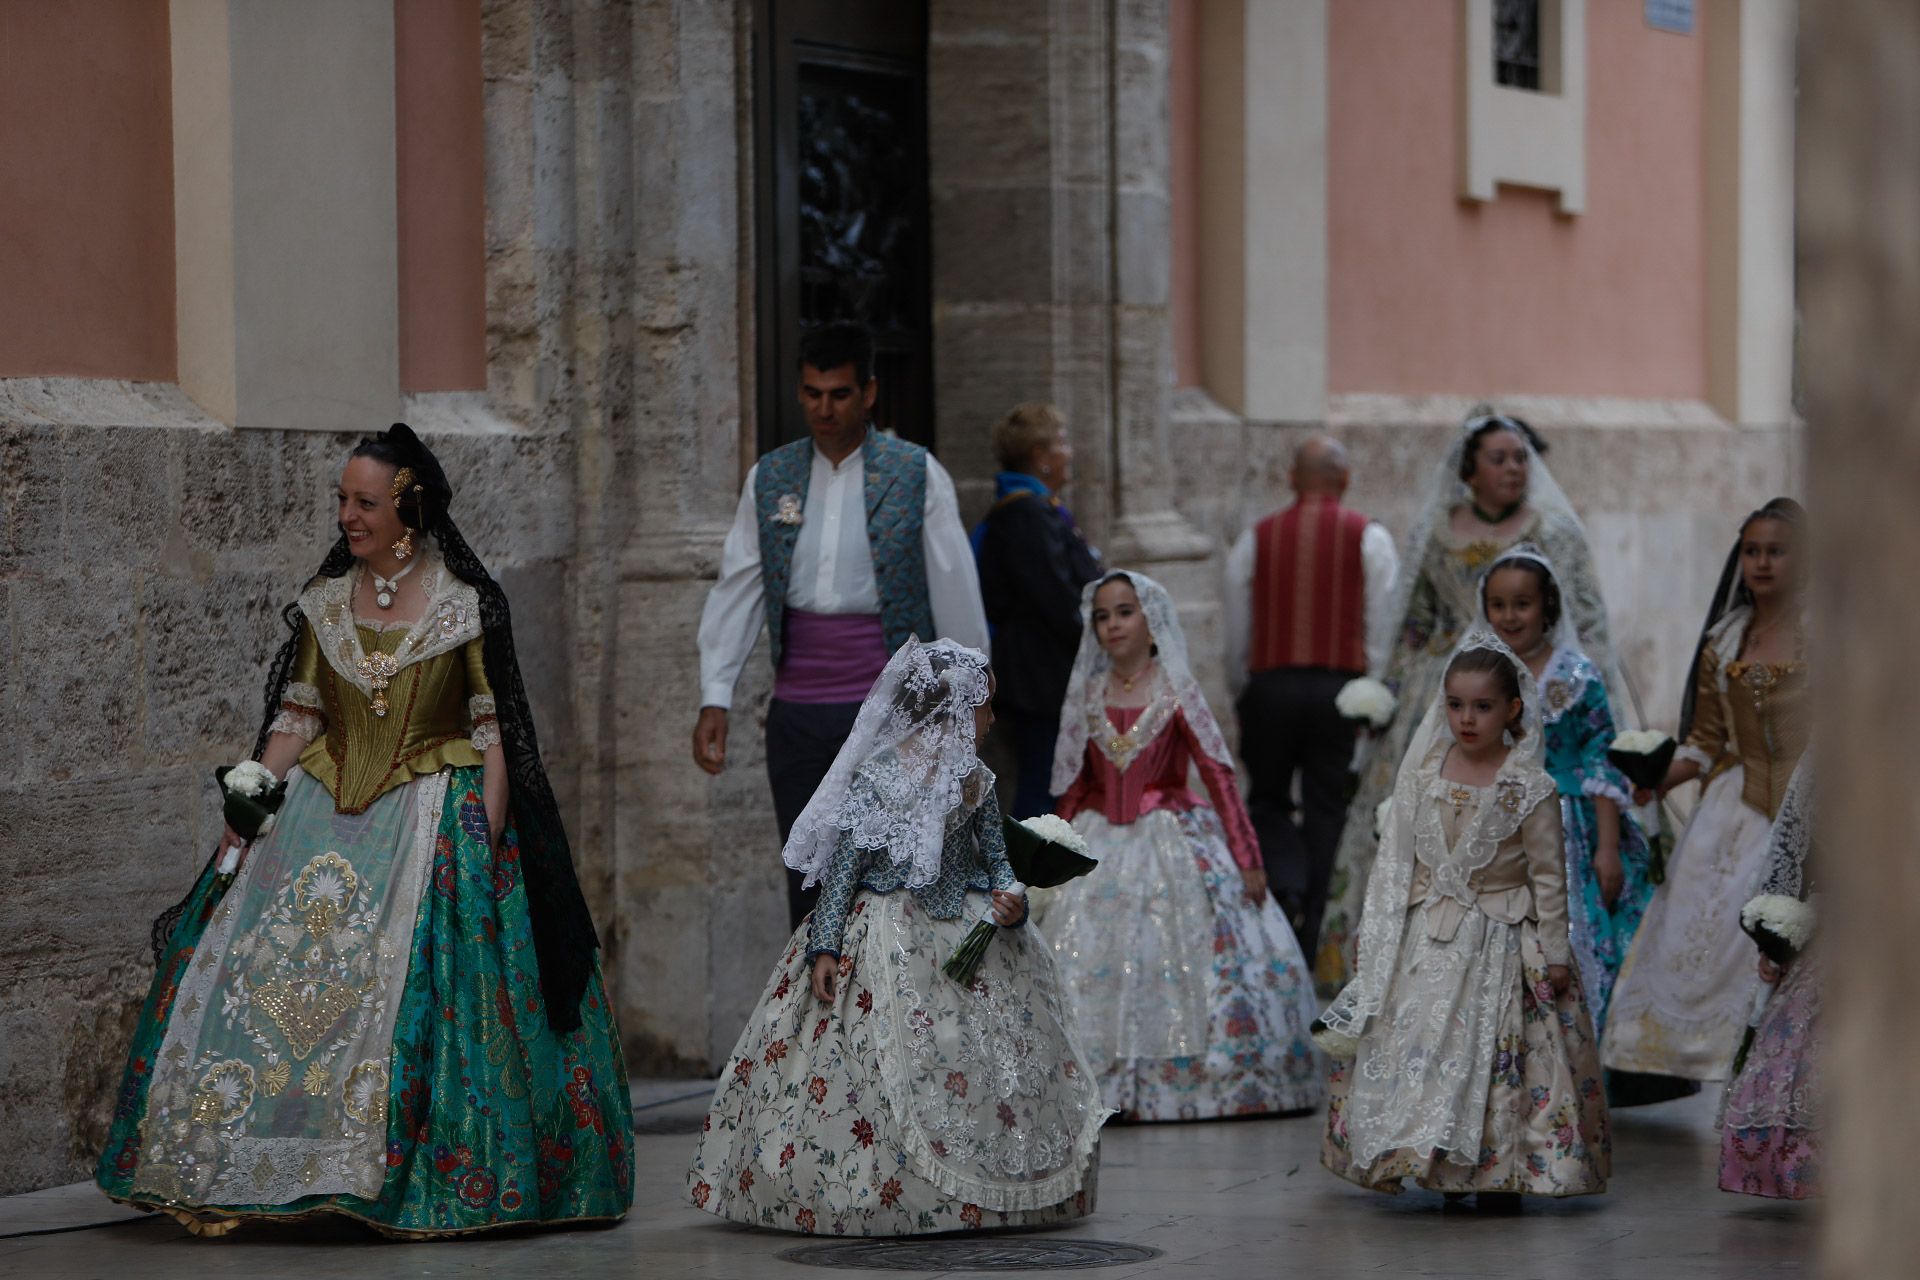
[765,697,865,930]
[1236,667,1359,963]
[998,708,1061,821]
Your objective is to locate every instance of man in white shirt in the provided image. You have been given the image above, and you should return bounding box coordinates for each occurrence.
[1223,436,1398,962]
[692,322,990,928]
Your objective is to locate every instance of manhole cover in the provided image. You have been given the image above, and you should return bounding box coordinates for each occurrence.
[778,1239,1163,1271]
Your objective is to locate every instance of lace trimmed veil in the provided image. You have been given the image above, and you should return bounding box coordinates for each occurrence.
[1048,570,1234,796]
[783,639,994,891]
[1377,410,1636,725]
[1758,754,1814,902]
[1478,543,1594,707]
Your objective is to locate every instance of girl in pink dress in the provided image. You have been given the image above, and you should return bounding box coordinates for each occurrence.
[1035,571,1323,1121]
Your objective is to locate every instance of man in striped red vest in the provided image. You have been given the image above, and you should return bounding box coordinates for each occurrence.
[1224,437,1398,959]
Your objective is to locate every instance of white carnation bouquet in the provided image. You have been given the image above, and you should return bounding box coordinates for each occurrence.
[214,759,287,878]
[1740,893,1815,965]
[1016,813,1090,855]
[1335,677,1396,729]
[1310,1017,1359,1059]
[1606,728,1677,795]
[1611,729,1669,754]
[945,815,1097,985]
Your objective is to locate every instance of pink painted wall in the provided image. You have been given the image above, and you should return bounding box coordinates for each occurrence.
[0,1,174,380]
[395,0,487,393]
[1168,0,1201,389]
[1328,1,1707,399]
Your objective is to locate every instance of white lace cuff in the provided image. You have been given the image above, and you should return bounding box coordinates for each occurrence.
[469,695,500,752]
[1674,743,1716,772]
[1580,775,1632,807]
[269,682,325,742]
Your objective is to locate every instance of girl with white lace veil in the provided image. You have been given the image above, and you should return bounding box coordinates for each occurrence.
[1719,754,1822,1200]
[1318,630,1610,1202]
[1480,546,1655,1040]
[1603,499,1808,1094]
[1035,571,1323,1122]
[1317,409,1635,992]
[689,639,1107,1236]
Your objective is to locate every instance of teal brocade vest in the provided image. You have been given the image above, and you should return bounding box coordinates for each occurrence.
[754,429,935,669]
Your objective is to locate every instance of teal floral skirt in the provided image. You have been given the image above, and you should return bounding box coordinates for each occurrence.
[95,766,633,1237]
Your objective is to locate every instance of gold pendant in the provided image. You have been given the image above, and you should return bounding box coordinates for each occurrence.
[356,650,400,717]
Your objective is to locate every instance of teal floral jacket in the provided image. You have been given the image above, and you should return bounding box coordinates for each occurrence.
[806,783,1022,959]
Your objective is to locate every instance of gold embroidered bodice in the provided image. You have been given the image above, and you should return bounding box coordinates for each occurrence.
[1685,647,1808,820]
[273,556,498,815]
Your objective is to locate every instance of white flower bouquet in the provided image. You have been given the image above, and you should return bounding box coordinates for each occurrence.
[1740,893,1815,966]
[1606,729,1676,794]
[214,759,287,874]
[1310,1016,1359,1059]
[1000,813,1098,888]
[1372,796,1394,841]
[1335,677,1396,729]
[946,815,1100,985]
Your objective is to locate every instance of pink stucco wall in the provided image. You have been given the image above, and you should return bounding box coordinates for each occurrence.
[395,0,488,393]
[1328,2,1707,399]
[0,1,175,380]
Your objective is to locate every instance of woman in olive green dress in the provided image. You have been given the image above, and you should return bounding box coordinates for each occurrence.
[96,424,633,1238]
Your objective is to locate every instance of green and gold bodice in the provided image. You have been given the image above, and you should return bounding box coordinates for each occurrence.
[272,556,499,815]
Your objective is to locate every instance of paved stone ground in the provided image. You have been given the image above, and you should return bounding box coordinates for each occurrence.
[0,1081,1813,1279]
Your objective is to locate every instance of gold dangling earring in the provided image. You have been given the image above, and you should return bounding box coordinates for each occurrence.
[391,528,414,561]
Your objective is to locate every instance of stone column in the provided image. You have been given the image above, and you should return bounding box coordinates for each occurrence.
[1798,3,1920,1274]
[931,0,1218,685]
[612,0,770,1072]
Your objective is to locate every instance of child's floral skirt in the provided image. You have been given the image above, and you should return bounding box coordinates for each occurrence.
[688,889,1106,1235]
[1322,912,1610,1197]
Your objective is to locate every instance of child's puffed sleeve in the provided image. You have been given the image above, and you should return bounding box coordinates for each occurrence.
[1520,795,1571,967]
[1570,677,1632,805]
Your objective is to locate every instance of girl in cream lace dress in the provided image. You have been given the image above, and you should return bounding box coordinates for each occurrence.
[1319,633,1609,1202]
[689,640,1106,1236]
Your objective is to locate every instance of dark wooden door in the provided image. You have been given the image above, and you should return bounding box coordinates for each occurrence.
[753,0,932,453]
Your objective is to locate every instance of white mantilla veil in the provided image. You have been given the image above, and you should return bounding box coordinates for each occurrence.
[1318,628,1558,1162]
[1477,543,1604,725]
[1049,570,1234,796]
[782,639,993,891]
[1377,408,1637,724]
[1757,753,1815,903]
